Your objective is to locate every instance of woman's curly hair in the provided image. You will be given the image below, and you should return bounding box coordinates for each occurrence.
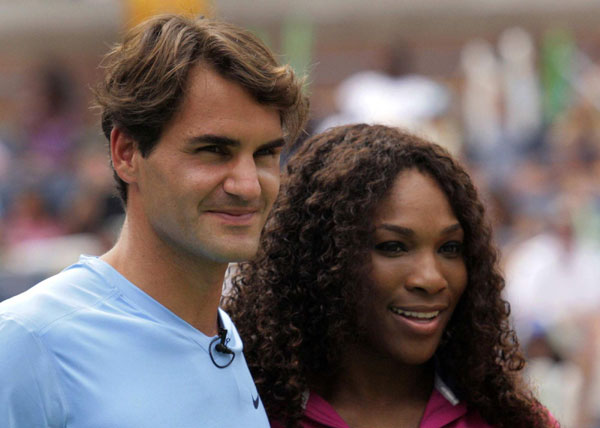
[224,124,554,427]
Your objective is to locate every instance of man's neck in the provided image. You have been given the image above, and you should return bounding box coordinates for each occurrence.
[101,216,228,337]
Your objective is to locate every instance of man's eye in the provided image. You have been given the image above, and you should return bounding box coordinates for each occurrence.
[440,241,463,256]
[196,145,227,154]
[374,241,407,254]
[255,147,281,157]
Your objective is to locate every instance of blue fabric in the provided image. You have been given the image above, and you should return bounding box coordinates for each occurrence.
[0,255,268,428]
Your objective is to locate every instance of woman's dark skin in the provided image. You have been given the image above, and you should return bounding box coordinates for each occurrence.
[225,124,556,428]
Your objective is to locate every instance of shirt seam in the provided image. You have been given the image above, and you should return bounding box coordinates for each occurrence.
[36,287,121,336]
[1,314,69,428]
[3,286,121,427]
[115,289,226,353]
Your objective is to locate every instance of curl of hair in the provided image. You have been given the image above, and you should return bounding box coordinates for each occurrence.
[92,14,309,202]
[225,124,555,428]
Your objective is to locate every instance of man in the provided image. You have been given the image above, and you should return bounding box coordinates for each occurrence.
[0,14,308,427]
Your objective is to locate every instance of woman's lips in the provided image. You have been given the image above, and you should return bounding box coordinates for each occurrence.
[388,305,445,335]
[390,307,440,319]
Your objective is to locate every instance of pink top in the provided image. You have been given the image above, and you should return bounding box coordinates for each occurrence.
[271,388,492,428]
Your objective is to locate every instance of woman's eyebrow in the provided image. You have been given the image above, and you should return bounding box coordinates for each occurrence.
[376,223,462,236]
[442,223,463,234]
[376,224,414,237]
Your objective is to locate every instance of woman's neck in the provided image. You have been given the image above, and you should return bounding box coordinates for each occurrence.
[317,343,434,428]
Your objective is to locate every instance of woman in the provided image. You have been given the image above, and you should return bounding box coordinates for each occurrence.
[225,124,555,427]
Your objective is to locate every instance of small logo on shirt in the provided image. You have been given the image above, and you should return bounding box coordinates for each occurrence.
[252,393,260,409]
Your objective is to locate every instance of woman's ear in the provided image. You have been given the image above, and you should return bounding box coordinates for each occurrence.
[110,127,138,185]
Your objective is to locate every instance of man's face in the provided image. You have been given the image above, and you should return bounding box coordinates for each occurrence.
[130,65,283,264]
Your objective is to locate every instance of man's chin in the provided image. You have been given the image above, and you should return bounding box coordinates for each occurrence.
[209,243,260,264]
[224,250,259,263]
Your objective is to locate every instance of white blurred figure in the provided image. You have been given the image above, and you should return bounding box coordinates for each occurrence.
[505,205,600,338]
[315,71,460,153]
[523,329,585,428]
[504,203,600,427]
[460,39,503,160]
[498,27,543,151]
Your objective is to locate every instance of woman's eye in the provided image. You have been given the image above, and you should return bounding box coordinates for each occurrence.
[374,241,407,254]
[440,241,463,256]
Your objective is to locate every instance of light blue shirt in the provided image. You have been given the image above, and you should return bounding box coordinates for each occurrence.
[0,255,269,428]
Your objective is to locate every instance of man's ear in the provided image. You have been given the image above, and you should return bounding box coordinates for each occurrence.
[110,127,139,184]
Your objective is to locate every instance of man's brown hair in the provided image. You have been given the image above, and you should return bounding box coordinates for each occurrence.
[93,14,309,202]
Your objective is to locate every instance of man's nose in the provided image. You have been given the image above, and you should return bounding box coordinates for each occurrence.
[223,155,261,201]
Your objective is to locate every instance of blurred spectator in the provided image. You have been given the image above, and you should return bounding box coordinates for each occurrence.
[0,187,64,247]
[504,201,600,427]
[504,200,600,340]
[498,27,544,155]
[0,61,119,289]
[17,62,83,172]
[315,70,460,153]
[60,142,123,237]
[0,138,11,218]
[460,38,503,164]
[523,329,585,428]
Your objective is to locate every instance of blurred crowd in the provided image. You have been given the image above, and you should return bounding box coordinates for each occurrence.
[0,26,599,427]
[0,62,124,297]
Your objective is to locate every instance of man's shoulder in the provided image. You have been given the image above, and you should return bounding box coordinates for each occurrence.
[0,256,116,334]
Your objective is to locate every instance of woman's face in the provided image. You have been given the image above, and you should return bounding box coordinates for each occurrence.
[362,169,467,366]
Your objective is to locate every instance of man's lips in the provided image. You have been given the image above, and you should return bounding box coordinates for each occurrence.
[204,208,260,224]
[206,208,259,215]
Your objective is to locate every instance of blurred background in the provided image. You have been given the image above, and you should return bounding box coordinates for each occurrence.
[0,0,599,426]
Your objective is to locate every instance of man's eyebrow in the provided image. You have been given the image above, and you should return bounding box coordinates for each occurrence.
[187,134,240,147]
[258,137,285,151]
[186,135,285,151]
